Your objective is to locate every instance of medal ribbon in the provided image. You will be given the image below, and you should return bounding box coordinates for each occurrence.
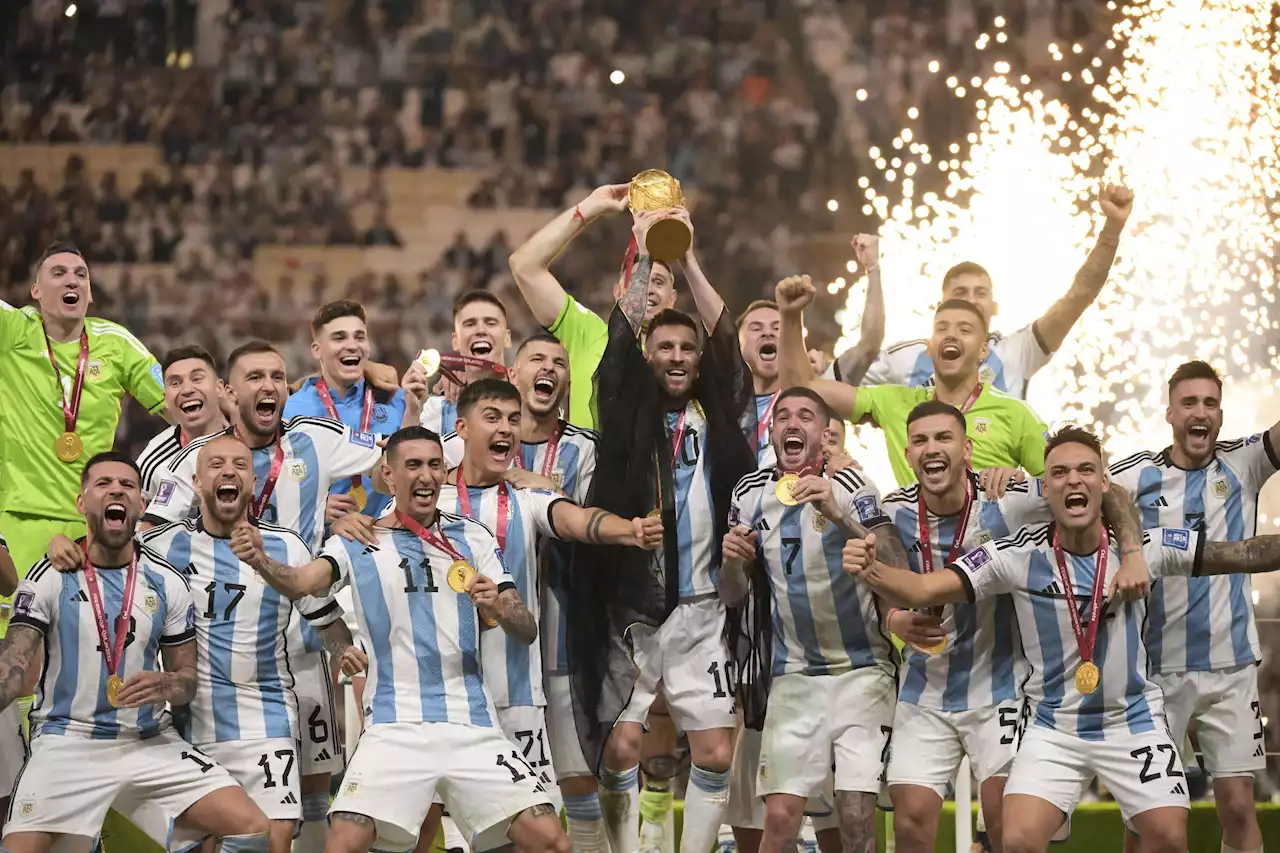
[316,378,374,490]
[81,544,139,682]
[756,391,779,450]
[456,467,510,551]
[395,510,465,562]
[930,382,983,414]
[235,427,287,520]
[43,326,90,434]
[1052,524,1109,672]
[514,424,561,479]
[917,478,975,575]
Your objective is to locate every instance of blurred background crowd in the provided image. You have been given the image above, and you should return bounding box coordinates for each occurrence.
[0,0,1277,807]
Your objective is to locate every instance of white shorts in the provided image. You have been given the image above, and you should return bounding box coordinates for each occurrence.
[758,668,897,798]
[545,674,593,780]
[1005,723,1190,823]
[6,731,237,840]
[1153,664,1265,777]
[612,597,735,733]
[497,705,557,791]
[295,649,343,776]
[0,701,26,799]
[886,701,1020,797]
[331,721,553,852]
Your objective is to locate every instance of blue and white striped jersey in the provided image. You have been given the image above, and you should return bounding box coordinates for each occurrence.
[882,476,1052,711]
[319,515,513,728]
[855,326,1049,400]
[436,483,569,709]
[146,417,385,552]
[136,423,185,501]
[730,466,894,677]
[1109,434,1279,674]
[140,519,343,745]
[661,402,719,598]
[744,393,778,469]
[420,395,460,439]
[950,525,1202,740]
[12,545,196,740]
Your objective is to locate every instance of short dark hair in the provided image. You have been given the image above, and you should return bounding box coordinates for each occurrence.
[1167,360,1222,396]
[735,300,780,330]
[1044,424,1103,461]
[648,308,700,342]
[162,345,220,377]
[941,261,991,293]
[934,298,988,329]
[457,378,521,417]
[80,451,142,488]
[907,400,967,433]
[310,299,367,337]
[776,386,836,421]
[226,340,281,378]
[36,241,85,275]
[384,426,443,461]
[453,290,508,322]
[515,333,566,360]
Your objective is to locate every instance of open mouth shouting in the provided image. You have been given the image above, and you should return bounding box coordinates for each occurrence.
[469,339,494,359]
[410,483,437,507]
[1063,490,1090,518]
[177,396,205,418]
[1186,423,1212,446]
[488,437,514,465]
[252,394,279,430]
[758,342,778,364]
[531,373,558,405]
[338,352,362,371]
[937,341,963,363]
[103,501,129,532]
[214,480,241,509]
[61,289,82,308]
[921,455,949,481]
[779,430,807,466]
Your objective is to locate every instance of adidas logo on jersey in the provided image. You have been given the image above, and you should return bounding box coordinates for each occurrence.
[1149,497,1169,507]
[69,590,89,603]
[314,748,331,761]
[1038,581,1064,596]
[1169,782,1185,795]
[281,792,298,805]
[1255,744,1265,758]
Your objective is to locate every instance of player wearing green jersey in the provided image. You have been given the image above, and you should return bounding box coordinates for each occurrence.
[777,274,1048,488]
[0,242,167,624]
[508,183,680,429]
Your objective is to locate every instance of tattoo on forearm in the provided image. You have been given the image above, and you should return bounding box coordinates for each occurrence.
[0,626,40,711]
[1204,536,1280,576]
[872,527,911,569]
[583,509,607,544]
[320,622,355,659]
[164,666,198,705]
[1102,484,1143,551]
[496,589,537,644]
[836,790,877,853]
[1069,231,1121,301]
[527,803,558,818]
[619,254,654,332]
[332,812,375,827]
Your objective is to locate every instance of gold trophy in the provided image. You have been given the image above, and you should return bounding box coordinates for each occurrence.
[628,170,692,261]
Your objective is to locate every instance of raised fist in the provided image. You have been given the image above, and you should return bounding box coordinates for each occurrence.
[775,274,815,313]
[1098,183,1134,225]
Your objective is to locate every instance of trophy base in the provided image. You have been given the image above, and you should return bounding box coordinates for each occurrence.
[645,218,692,262]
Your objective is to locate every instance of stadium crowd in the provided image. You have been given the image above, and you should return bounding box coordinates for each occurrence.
[0,2,1279,853]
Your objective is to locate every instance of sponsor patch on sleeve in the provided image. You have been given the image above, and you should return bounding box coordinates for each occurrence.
[149,363,163,386]
[855,495,881,523]
[1162,529,1190,551]
[153,480,175,506]
[728,503,741,527]
[185,603,197,631]
[349,430,375,448]
[961,546,992,570]
[13,590,34,617]
[1245,432,1262,446]
[494,548,508,570]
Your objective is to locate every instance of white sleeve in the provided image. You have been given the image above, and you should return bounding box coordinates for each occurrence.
[996,481,1054,531]
[574,441,598,504]
[10,568,59,634]
[521,488,574,540]
[1223,433,1280,495]
[994,324,1052,383]
[442,432,465,469]
[1144,528,1204,580]
[856,347,897,386]
[318,535,355,595]
[145,462,199,524]
[948,540,1020,600]
[309,420,385,483]
[419,396,444,431]
[832,470,890,528]
[473,530,516,586]
[288,533,343,627]
[160,573,197,646]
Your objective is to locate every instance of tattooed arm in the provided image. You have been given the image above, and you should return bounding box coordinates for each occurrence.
[1102,482,1151,600]
[1198,536,1280,576]
[551,503,665,549]
[319,620,368,676]
[1032,184,1133,353]
[231,520,336,598]
[832,235,886,386]
[495,588,538,645]
[114,640,199,709]
[0,626,42,713]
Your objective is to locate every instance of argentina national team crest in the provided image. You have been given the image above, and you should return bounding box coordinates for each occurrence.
[140,591,160,615]
[813,512,828,532]
[87,361,103,380]
[290,460,308,481]
[1211,478,1229,499]
[973,417,991,434]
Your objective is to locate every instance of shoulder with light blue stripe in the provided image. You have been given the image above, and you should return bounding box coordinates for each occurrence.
[732,467,773,500]
[438,508,498,540]
[883,483,921,507]
[885,338,928,355]
[257,521,313,557]
[167,426,236,470]
[989,522,1052,553]
[137,518,196,545]
[24,558,55,586]
[560,422,600,444]
[1107,448,1165,477]
[139,543,192,590]
[284,415,346,435]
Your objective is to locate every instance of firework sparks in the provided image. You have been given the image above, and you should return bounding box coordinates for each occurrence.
[837,0,1279,494]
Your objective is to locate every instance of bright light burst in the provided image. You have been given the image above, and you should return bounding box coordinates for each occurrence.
[838,0,1279,486]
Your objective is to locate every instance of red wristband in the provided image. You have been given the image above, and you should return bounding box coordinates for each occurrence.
[572,205,588,227]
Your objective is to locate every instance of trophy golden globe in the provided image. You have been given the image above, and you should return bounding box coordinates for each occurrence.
[628,169,692,261]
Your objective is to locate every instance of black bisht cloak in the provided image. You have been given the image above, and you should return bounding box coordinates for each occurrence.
[566,303,770,772]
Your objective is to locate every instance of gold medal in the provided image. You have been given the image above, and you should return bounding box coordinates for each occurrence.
[416,348,442,378]
[56,431,83,463]
[349,486,368,512]
[647,508,662,519]
[1074,661,1100,694]
[106,674,124,707]
[775,473,800,506]
[480,610,499,628]
[447,560,477,594]
[920,637,947,656]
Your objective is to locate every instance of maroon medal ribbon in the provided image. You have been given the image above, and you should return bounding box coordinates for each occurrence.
[456,467,510,552]
[44,327,90,435]
[1052,525,1110,677]
[514,426,561,479]
[234,426,286,520]
[395,510,465,561]
[931,382,983,414]
[82,544,138,688]
[316,378,374,490]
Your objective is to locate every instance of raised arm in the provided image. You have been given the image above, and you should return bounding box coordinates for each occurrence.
[1199,535,1280,576]
[832,234,886,385]
[509,184,631,327]
[0,626,43,714]
[776,275,859,418]
[670,208,725,333]
[230,521,337,599]
[551,503,664,550]
[1032,184,1133,353]
[1101,481,1151,600]
[842,534,969,608]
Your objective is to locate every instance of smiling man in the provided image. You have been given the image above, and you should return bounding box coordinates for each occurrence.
[0,241,167,633]
[136,346,230,500]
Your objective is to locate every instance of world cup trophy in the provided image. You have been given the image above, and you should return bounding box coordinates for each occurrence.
[629,170,692,261]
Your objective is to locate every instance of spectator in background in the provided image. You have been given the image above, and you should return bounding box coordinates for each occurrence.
[362,206,402,247]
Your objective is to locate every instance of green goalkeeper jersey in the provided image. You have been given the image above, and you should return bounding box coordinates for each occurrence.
[0,301,166,522]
